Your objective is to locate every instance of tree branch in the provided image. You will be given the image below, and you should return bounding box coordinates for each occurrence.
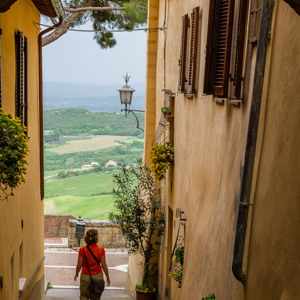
[42,0,124,47]
[64,6,124,12]
[42,10,84,46]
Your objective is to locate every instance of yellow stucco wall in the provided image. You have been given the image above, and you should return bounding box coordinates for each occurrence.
[137,0,300,299]
[0,1,44,299]
[126,1,161,296]
[245,1,300,298]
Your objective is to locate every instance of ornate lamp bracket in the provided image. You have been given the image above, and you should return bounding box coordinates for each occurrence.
[169,208,186,288]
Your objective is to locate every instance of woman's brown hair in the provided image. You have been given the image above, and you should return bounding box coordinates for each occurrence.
[84,229,99,245]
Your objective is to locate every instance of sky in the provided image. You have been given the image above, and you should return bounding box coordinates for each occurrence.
[43,23,147,86]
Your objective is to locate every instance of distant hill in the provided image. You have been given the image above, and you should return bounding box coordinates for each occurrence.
[44,108,144,137]
[43,82,145,112]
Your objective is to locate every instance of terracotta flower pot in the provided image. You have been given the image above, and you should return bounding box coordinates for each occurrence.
[164,112,174,122]
[136,288,156,300]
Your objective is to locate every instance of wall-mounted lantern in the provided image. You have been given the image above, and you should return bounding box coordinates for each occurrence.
[75,216,86,247]
[118,73,145,132]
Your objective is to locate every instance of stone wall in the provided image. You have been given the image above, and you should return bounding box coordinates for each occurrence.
[68,219,127,248]
[44,214,76,237]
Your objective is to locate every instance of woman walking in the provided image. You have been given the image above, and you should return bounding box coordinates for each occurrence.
[74,229,110,300]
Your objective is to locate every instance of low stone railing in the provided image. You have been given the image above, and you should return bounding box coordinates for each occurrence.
[68,219,127,248]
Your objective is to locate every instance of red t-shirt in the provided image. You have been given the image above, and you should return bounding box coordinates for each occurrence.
[79,243,105,275]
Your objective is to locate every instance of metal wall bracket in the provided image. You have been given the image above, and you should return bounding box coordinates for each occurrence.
[169,208,186,287]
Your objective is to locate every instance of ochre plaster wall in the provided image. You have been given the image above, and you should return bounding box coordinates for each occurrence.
[143,1,250,299]
[0,1,44,299]
[244,1,300,298]
[125,0,161,297]
[140,0,299,300]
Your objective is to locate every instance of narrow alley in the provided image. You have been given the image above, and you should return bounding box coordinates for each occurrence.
[43,238,132,300]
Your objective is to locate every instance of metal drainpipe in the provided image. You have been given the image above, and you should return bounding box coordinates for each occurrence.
[38,18,63,199]
[232,0,274,284]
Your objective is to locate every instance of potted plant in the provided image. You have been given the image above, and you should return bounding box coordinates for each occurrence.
[109,159,165,300]
[161,106,173,122]
[0,109,29,200]
[150,143,174,181]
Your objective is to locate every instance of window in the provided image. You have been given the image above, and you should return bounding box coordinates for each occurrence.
[178,14,189,93]
[187,7,200,95]
[0,28,2,108]
[204,0,249,99]
[233,0,248,98]
[15,30,28,129]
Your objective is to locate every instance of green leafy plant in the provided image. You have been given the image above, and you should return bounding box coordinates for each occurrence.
[136,283,153,292]
[202,294,216,300]
[169,247,184,284]
[109,159,165,289]
[150,143,174,181]
[169,264,183,282]
[47,281,53,290]
[161,106,172,113]
[175,247,184,264]
[0,109,29,200]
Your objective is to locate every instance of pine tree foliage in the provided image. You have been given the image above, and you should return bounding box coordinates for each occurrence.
[43,0,148,48]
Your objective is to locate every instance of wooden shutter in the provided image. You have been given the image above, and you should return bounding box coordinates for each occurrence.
[188,7,200,94]
[204,0,235,97]
[24,37,28,130]
[0,28,2,108]
[15,30,24,123]
[178,14,189,93]
[233,0,248,98]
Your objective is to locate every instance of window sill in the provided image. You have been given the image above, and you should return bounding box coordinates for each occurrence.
[213,97,225,104]
[228,98,242,106]
[186,93,194,99]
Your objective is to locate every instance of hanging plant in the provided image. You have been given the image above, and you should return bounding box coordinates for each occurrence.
[150,142,174,181]
[169,246,184,286]
[0,109,29,200]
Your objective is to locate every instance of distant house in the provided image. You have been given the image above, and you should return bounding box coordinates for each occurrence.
[82,165,93,170]
[82,162,99,170]
[105,160,118,167]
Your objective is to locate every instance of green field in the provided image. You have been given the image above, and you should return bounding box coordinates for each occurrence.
[48,135,133,154]
[44,170,120,219]
[43,109,144,220]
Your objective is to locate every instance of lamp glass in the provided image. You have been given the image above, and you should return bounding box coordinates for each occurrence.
[120,90,133,105]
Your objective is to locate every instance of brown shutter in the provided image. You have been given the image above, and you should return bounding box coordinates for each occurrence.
[24,37,28,131]
[204,0,216,95]
[204,0,235,97]
[15,30,24,123]
[233,0,248,98]
[178,14,189,93]
[0,28,2,108]
[188,7,200,94]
